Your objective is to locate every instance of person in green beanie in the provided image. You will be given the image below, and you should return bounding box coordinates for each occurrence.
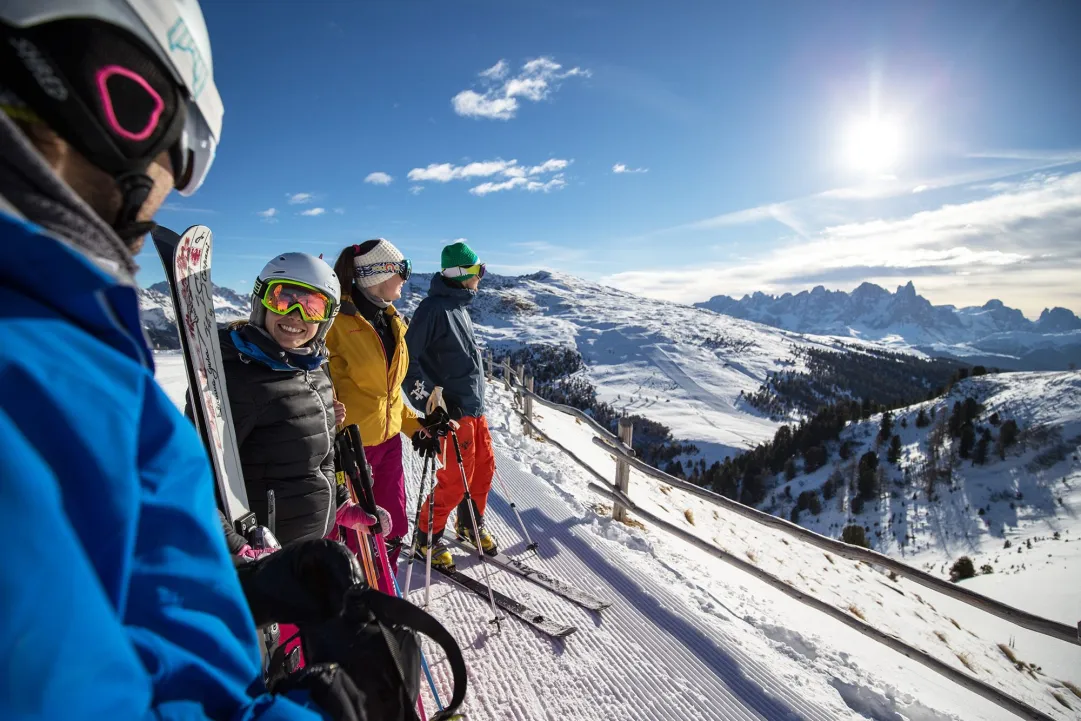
[403,241,496,569]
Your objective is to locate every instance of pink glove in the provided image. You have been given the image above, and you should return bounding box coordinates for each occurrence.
[237,544,277,561]
[335,502,393,536]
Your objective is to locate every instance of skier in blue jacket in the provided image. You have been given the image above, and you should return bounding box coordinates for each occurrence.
[0,2,366,719]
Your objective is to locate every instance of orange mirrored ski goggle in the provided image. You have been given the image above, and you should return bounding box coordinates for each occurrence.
[260,280,334,322]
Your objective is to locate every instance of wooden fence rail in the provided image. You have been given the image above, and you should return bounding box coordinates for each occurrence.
[492,359,1081,648]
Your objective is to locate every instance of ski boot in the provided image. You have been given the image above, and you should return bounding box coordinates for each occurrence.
[455,517,499,556]
[416,538,455,572]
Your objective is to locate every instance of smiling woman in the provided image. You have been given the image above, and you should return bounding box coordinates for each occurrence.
[843,115,903,174]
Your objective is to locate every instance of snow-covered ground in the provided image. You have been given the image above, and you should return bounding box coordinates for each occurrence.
[155,353,1081,720]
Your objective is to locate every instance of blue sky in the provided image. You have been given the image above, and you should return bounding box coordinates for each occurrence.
[144,0,1081,316]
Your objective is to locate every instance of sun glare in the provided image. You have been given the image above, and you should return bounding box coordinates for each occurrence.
[843,115,902,174]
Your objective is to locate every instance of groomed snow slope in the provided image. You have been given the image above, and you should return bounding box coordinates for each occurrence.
[156,355,1080,720]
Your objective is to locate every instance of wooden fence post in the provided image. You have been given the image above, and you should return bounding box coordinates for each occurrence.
[524,373,534,422]
[515,363,526,406]
[612,418,634,522]
[485,350,493,380]
[502,357,512,391]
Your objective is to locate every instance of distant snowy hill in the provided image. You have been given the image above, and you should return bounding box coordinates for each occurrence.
[696,282,1081,371]
[761,370,1081,580]
[398,271,932,462]
[140,282,249,349]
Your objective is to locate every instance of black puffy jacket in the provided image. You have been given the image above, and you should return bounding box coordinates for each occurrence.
[221,324,338,544]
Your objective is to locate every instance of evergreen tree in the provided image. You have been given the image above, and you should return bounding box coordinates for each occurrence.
[948,401,964,438]
[973,429,991,465]
[915,408,930,428]
[959,423,976,460]
[841,525,869,548]
[878,409,894,443]
[858,451,879,500]
[996,419,1019,459]
[887,434,902,464]
[784,457,798,481]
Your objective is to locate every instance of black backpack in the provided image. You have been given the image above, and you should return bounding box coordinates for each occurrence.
[300,585,468,721]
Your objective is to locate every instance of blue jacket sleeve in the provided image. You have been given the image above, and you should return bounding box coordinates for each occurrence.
[0,351,325,721]
[402,299,442,409]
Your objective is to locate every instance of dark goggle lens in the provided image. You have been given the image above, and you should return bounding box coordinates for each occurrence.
[264,282,330,321]
[400,259,412,281]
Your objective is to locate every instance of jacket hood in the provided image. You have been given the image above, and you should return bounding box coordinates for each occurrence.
[428,273,476,306]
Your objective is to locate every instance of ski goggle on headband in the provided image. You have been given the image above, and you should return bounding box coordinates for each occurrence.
[260,280,334,323]
[356,259,412,281]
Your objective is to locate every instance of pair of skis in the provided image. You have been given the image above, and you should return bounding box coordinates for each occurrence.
[423,538,612,640]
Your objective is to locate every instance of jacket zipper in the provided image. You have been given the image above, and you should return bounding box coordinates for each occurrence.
[358,313,395,444]
[306,368,336,536]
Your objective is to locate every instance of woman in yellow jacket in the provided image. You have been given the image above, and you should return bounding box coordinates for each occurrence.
[327,238,424,567]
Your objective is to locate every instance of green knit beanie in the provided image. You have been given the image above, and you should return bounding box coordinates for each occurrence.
[440,241,480,280]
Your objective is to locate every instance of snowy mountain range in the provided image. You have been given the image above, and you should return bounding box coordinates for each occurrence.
[140,271,964,464]
[696,282,1081,371]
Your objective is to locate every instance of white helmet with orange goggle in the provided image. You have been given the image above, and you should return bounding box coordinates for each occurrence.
[251,253,342,346]
[0,0,222,239]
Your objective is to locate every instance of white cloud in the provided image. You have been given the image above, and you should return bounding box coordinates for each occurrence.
[408,157,571,196]
[257,207,278,218]
[408,159,518,183]
[604,172,1081,315]
[364,172,394,185]
[470,174,566,196]
[479,60,509,80]
[612,163,648,174]
[300,207,326,216]
[409,185,424,195]
[287,192,314,204]
[452,56,590,120]
[333,208,345,214]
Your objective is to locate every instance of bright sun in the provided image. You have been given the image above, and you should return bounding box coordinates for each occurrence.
[843,115,902,174]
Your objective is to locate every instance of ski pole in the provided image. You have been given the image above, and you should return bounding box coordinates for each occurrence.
[267,489,277,537]
[424,453,439,610]
[450,428,502,629]
[391,573,445,715]
[403,455,432,598]
[493,465,537,554]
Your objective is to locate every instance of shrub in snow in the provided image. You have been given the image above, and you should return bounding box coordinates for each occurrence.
[949,556,976,582]
[841,524,869,548]
[980,564,994,575]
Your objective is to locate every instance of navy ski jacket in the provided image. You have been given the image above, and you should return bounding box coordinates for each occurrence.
[0,209,327,720]
[402,274,487,418]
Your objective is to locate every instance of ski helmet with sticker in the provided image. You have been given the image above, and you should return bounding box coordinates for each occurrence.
[0,0,223,238]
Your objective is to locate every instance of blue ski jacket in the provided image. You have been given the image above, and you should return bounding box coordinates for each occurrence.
[0,208,327,720]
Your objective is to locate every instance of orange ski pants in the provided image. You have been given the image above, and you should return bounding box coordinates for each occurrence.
[418,415,496,537]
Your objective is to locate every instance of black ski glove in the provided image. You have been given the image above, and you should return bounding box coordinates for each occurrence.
[411,429,440,459]
[420,406,453,436]
[272,663,366,721]
[236,539,363,627]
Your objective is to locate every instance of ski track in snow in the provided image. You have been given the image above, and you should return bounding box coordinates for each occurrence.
[400,443,841,720]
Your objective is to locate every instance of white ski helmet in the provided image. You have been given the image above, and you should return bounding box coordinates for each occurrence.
[251,253,341,344]
[1,0,223,234]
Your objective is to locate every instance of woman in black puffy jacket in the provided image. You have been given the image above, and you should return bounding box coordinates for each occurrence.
[218,252,350,544]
